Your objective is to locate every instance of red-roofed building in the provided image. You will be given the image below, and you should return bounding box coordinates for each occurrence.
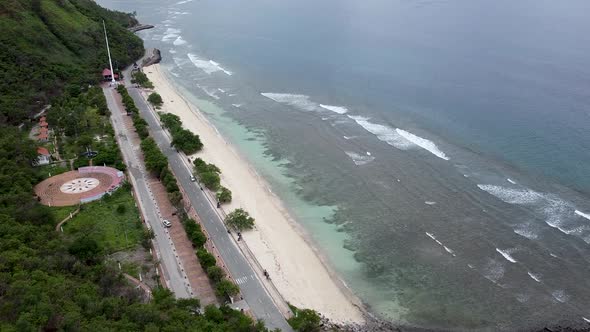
[40,120,48,127]
[102,68,119,81]
[35,147,51,165]
[40,116,46,121]
[39,127,48,134]
[37,133,48,142]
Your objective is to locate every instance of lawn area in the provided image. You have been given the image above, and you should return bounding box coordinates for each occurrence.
[60,187,143,253]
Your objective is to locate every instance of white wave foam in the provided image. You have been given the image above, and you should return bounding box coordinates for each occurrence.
[261,93,319,112]
[527,272,541,282]
[583,317,590,323]
[443,246,456,256]
[196,84,220,100]
[343,136,357,140]
[513,224,539,240]
[575,210,590,221]
[217,88,226,93]
[345,151,375,166]
[169,49,177,54]
[507,178,517,184]
[348,116,413,150]
[187,54,233,75]
[477,185,544,204]
[176,0,193,4]
[477,184,581,238]
[231,104,242,108]
[496,248,518,263]
[162,28,181,42]
[396,129,449,160]
[425,201,437,205]
[173,36,187,46]
[549,253,558,258]
[552,290,568,303]
[319,104,348,114]
[347,116,449,160]
[425,232,455,256]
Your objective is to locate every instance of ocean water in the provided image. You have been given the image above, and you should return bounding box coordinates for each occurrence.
[99,0,590,329]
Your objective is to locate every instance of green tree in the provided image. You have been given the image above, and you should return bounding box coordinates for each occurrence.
[216,186,232,203]
[224,208,255,231]
[287,306,322,332]
[206,266,226,283]
[200,171,221,191]
[215,279,240,299]
[196,249,216,269]
[147,92,163,107]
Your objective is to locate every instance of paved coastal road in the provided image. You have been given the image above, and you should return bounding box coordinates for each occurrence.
[123,69,292,331]
[104,86,192,298]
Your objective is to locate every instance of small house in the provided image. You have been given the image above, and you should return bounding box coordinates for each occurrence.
[36,147,51,165]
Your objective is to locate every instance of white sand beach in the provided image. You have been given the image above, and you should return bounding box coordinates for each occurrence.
[143,64,364,324]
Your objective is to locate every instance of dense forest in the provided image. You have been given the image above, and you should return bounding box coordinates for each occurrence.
[0,0,143,124]
[0,1,277,331]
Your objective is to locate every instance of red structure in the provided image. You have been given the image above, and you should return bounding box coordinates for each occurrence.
[102,68,119,81]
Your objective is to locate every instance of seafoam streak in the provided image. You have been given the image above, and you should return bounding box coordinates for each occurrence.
[528,272,541,282]
[496,248,518,263]
[575,210,590,221]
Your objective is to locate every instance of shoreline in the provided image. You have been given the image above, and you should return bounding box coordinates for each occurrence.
[143,63,366,324]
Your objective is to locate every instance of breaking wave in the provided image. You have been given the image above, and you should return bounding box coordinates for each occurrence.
[173,36,187,46]
[425,232,456,257]
[527,272,541,282]
[319,104,348,114]
[496,248,517,263]
[513,223,539,240]
[476,184,590,241]
[552,290,568,303]
[575,210,590,221]
[347,116,449,160]
[261,93,350,117]
[396,129,449,160]
[187,54,233,75]
[162,28,181,42]
[345,151,375,166]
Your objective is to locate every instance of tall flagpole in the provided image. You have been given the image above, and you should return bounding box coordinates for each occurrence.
[103,20,116,85]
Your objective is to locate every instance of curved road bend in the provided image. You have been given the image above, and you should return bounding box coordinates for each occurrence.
[123,70,292,332]
[103,86,191,299]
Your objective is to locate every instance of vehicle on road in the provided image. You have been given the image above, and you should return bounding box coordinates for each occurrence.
[162,219,172,228]
[190,175,196,182]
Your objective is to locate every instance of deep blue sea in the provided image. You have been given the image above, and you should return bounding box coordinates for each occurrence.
[100,0,590,330]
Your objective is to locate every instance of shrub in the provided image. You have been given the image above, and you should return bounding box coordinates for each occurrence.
[196,249,216,269]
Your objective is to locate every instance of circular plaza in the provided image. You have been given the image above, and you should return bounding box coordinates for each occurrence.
[35,166,125,206]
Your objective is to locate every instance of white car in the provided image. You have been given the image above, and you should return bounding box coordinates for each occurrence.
[162,219,172,228]
[190,175,196,182]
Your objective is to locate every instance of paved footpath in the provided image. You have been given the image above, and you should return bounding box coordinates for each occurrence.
[124,67,293,332]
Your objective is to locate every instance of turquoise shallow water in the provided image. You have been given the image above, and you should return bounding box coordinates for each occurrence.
[100,0,590,329]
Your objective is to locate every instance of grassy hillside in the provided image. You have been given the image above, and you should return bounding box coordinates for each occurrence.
[0,0,143,124]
